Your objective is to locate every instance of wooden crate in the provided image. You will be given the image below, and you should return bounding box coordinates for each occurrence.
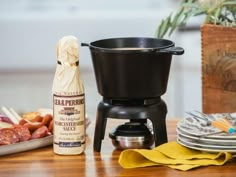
[201,24,236,113]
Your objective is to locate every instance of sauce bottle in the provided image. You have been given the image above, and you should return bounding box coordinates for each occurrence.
[52,36,85,155]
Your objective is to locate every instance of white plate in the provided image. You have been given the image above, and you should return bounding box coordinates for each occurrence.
[177,113,236,139]
[0,135,53,156]
[177,138,236,153]
[177,128,236,146]
[176,112,236,152]
[178,134,236,149]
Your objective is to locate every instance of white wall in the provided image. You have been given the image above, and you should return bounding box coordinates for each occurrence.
[0,0,202,118]
[0,0,176,69]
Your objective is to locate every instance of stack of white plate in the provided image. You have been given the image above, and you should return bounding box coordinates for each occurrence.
[176,113,236,152]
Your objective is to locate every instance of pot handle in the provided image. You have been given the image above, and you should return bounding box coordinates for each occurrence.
[81,43,90,47]
[158,47,184,55]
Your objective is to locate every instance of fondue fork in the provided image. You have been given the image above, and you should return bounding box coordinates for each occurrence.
[185,112,235,134]
[195,111,233,126]
[185,112,211,126]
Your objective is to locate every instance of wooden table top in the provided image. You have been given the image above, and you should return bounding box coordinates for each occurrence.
[1,119,236,177]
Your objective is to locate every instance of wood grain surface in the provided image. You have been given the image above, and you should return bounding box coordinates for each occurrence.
[0,119,236,177]
[201,24,236,114]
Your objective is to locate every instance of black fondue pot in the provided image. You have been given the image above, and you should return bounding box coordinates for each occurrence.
[82,37,184,99]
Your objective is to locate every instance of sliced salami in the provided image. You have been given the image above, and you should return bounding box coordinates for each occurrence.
[13,125,31,141]
[48,120,53,134]
[0,114,14,124]
[0,140,11,145]
[0,128,19,145]
[31,126,49,140]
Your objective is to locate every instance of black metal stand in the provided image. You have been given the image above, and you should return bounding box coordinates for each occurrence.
[93,98,168,152]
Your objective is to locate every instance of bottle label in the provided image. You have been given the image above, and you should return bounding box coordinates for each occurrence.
[53,93,85,152]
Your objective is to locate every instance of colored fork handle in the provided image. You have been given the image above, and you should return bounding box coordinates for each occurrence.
[219,117,232,125]
[211,120,235,134]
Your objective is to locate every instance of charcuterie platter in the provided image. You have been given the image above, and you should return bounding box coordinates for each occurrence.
[0,135,53,156]
[0,107,90,156]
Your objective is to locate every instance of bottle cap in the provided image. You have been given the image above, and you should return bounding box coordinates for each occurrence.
[56,36,79,66]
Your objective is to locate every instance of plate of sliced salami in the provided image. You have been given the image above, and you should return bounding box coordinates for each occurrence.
[0,107,91,156]
[0,107,54,156]
[0,135,53,156]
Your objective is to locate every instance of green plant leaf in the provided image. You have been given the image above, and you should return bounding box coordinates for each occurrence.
[168,8,185,36]
[155,20,164,38]
[223,1,236,5]
[155,0,235,38]
[159,15,171,38]
[156,15,171,38]
[193,9,208,16]
[214,7,221,24]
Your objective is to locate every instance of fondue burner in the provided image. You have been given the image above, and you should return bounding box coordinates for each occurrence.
[94,97,167,152]
[82,37,184,152]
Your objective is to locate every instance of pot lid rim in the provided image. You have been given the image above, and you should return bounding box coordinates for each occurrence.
[88,37,175,53]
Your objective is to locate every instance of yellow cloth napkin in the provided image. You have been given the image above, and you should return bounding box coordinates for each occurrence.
[119,141,234,171]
